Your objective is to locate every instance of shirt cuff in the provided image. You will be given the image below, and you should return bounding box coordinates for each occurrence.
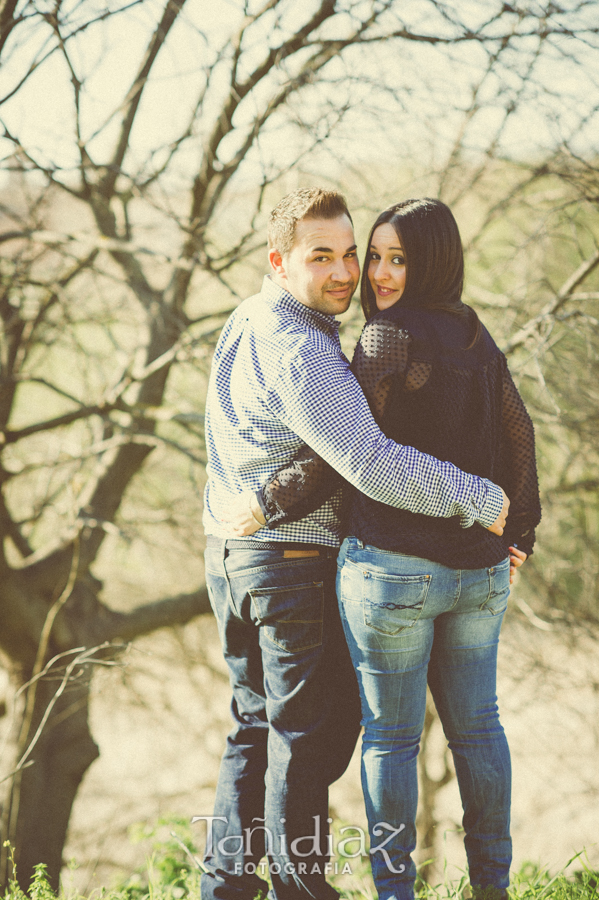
[472,480,504,529]
[255,490,272,524]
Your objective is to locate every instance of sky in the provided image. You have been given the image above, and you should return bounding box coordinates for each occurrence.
[1,0,598,197]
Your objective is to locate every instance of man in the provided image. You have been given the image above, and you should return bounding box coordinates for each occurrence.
[201,188,508,900]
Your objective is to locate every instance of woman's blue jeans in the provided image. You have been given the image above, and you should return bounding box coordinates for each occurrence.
[337,537,512,900]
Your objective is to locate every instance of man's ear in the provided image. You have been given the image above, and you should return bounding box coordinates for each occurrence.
[269,247,286,281]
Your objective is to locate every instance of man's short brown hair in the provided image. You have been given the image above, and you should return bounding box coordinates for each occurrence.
[268,188,352,256]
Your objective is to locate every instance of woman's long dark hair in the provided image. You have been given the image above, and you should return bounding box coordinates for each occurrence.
[360,198,481,346]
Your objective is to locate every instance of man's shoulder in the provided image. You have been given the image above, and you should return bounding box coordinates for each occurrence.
[214,293,257,343]
[215,291,277,352]
[225,291,262,325]
[249,292,340,358]
[217,283,343,381]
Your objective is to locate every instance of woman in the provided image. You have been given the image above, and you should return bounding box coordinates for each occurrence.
[227,199,541,900]
[333,198,540,900]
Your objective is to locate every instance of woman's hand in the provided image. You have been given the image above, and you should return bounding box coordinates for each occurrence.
[509,545,527,584]
[221,491,266,536]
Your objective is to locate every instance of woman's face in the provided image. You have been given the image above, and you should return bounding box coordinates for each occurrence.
[368,222,406,311]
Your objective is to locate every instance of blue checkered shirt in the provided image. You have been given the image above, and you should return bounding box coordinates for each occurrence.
[203,276,503,547]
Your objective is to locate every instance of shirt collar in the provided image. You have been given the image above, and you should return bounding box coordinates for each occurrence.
[261,275,340,337]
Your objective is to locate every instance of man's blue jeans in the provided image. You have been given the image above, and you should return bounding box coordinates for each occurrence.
[337,537,512,900]
[201,542,361,900]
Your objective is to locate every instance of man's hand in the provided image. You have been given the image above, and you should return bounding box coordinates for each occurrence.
[221,491,266,536]
[486,488,509,536]
[509,545,527,584]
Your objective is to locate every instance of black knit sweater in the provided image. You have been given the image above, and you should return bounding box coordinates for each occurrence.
[259,306,541,569]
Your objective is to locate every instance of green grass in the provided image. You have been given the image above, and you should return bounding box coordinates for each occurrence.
[3,828,598,900]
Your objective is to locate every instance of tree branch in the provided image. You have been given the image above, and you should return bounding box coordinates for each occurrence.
[99,0,188,200]
[0,0,20,57]
[503,250,599,355]
[1,403,112,444]
[99,588,211,643]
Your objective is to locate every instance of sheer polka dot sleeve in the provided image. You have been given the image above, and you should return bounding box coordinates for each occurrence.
[499,361,542,556]
[258,442,343,528]
[351,319,411,420]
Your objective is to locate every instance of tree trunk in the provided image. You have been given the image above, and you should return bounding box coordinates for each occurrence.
[0,563,209,893]
[0,657,99,893]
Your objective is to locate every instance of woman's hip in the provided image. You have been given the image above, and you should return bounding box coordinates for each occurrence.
[336,536,510,639]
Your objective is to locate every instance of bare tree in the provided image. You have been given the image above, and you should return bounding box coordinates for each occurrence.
[0,0,598,890]
[461,151,599,629]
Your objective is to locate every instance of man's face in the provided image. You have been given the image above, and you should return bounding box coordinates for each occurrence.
[269,214,360,316]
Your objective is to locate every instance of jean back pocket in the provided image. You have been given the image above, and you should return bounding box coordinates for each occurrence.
[250,580,324,653]
[364,570,431,635]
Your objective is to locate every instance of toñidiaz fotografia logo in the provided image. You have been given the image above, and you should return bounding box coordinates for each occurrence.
[187,815,406,876]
